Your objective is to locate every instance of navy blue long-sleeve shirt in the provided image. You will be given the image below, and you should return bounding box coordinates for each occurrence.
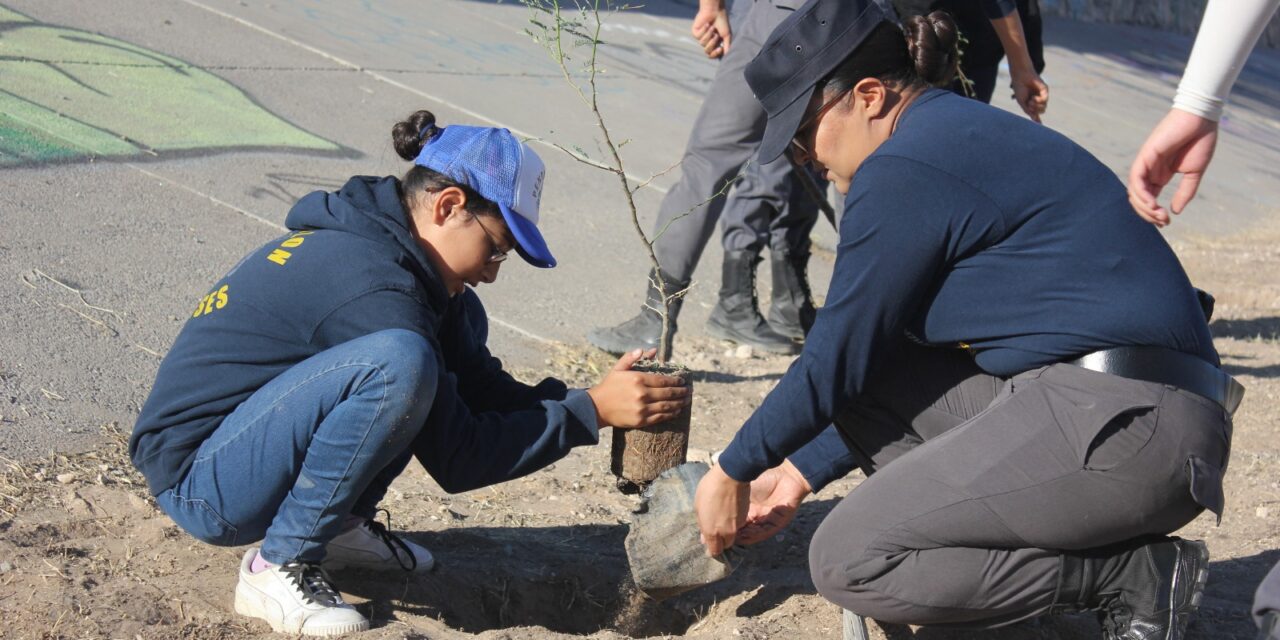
[130,176,597,496]
[718,89,1217,485]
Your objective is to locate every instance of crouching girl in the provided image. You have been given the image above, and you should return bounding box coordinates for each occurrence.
[130,110,690,636]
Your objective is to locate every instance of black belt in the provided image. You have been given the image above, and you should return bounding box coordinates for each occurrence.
[1067,346,1244,416]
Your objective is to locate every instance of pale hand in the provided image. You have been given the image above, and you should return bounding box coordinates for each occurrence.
[695,463,750,557]
[1128,108,1219,227]
[736,459,812,546]
[586,349,691,429]
[691,3,731,59]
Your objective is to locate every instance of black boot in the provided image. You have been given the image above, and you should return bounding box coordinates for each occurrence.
[587,269,688,361]
[706,251,799,355]
[1054,538,1210,640]
[767,248,817,340]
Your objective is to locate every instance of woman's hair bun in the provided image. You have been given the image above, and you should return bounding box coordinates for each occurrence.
[391,110,438,161]
[903,11,959,87]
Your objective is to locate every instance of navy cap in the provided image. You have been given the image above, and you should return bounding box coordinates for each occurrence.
[415,125,555,268]
[745,0,892,163]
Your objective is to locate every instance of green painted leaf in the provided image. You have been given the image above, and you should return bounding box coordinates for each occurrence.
[0,6,337,164]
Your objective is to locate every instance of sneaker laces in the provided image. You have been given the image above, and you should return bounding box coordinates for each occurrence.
[364,509,418,572]
[279,561,343,607]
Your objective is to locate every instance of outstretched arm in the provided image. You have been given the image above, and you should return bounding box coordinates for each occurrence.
[1128,0,1279,224]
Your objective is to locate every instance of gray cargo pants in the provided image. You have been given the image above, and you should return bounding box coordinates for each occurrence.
[652,0,819,282]
[810,340,1232,627]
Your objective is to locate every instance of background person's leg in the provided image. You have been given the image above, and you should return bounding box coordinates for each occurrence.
[157,329,439,565]
[706,153,799,354]
[649,0,782,284]
[588,0,797,355]
[765,160,822,339]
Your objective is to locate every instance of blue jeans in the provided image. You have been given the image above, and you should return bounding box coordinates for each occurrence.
[155,329,439,564]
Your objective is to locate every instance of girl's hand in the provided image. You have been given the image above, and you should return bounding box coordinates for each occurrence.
[586,349,691,428]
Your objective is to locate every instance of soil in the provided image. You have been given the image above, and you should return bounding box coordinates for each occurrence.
[0,224,1277,640]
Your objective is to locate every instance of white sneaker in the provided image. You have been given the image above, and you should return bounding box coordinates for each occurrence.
[234,548,369,637]
[323,517,435,573]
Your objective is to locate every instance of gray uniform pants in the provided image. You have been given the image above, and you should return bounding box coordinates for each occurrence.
[652,0,819,283]
[810,340,1232,627]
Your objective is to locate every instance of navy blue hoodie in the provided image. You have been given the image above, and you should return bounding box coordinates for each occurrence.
[130,176,598,496]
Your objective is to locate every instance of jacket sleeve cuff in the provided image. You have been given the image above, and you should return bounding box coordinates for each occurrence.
[787,425,858,494]
[716,445,762,483]
[562,389,600,445]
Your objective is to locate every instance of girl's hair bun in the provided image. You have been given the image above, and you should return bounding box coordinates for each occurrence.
[903,11,959,87]
[391,110,438,161]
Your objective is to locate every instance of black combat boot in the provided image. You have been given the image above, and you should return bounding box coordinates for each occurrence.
[587,269,688,362]
[767,248,817,340]
[1053,538,1210,640]
[706,251,799,355]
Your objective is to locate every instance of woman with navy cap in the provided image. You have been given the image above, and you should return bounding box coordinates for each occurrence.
[129,110,691,636]
[694,2,1240,638]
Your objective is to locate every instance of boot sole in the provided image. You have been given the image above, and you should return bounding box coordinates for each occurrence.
[705,320,799,355]
[586,329,663,356]
[1168,540,1210,640]
[234,582,370,636]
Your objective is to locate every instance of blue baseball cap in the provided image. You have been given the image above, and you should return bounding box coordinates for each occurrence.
[746,0,892,163]
[414,125,555,268]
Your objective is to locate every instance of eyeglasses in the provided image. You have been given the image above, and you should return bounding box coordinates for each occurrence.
[474,215,510,264]
[789,86,852,161]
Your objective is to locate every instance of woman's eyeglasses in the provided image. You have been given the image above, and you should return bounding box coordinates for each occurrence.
[789,86,852,161]
[474,215,510,264]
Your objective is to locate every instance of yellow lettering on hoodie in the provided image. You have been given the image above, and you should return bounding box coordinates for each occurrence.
[192,284,230,318]
[266,231,314,266]
[267,249,291,265]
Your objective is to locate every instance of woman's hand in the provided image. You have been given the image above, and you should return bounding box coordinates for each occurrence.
[1128,108,1219,227]
[695,463,750,557]
[736,459,812,546]
[586,349,690,429]
[691,0,731,59]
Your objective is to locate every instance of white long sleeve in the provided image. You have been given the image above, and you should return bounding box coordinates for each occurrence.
[1173,0,1280,122]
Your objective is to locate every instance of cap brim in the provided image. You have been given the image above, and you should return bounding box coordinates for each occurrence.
[500,204,556,268]
[757,85,816,164]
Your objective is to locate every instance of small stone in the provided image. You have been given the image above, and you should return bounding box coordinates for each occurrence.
[1257,506,1272,519]
[723,348,736,358]
[733,344,754,359]
[0,561,13,573]
[98,464,110,472]
[56,473,75,484]
[32,471,45,482]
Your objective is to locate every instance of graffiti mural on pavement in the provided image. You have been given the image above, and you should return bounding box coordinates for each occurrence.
[0,5,338,167]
